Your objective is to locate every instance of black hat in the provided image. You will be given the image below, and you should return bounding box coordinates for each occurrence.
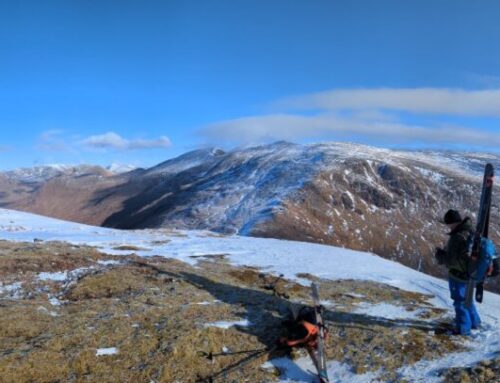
[443,209,462,224]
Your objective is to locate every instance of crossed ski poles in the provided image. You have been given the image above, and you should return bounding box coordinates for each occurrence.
[197,279,329,382]
[195,273,287,382]
[196,345,279,383]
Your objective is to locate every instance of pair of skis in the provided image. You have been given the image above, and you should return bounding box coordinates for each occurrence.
[465,163,494,307]
[308,283,330,383]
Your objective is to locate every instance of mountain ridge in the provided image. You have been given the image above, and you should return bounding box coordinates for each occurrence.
[1,142,499,292]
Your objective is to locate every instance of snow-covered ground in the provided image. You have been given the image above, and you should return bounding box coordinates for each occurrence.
[1,208,499,382]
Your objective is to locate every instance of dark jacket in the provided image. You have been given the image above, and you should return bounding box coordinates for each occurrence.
[444,218,473,281]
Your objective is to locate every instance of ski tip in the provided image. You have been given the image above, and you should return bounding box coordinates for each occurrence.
[485,163,494,174]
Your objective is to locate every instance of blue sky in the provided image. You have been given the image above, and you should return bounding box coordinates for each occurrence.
[1,0,500,170]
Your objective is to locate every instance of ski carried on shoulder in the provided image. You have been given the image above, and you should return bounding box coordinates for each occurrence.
[465,163,494,307]
[310,282,329,383]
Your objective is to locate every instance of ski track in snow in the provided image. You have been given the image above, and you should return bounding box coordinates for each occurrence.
[0,208,499,382]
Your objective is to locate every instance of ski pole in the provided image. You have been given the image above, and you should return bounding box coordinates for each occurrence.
[196,345,279,382]
[264,273,284,289]
[197,346,270,360]
[263,273,289,298]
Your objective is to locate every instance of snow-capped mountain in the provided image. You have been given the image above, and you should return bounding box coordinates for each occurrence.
[143,147,226,176]
[3,163,137,183]
[1,142,499,293]
[2,164,112,183]
[0,164,129,226]
[105,163,139,174]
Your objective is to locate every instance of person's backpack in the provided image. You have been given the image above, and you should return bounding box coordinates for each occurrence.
[296,306,317,325]
[279,307,322,348]
[467,235,498,281]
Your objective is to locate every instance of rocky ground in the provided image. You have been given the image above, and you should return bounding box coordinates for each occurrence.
[0,240,496,382]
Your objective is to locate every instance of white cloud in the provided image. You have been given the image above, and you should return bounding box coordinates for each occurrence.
[37,130,73,152]
[37,130,172,152]
[82,132,129,150]
[201,87,500,150]
[202,113,500,148]
[275,88,500,117]
[81,132,172,151]
[126,136,172,150]
[203,114,323,143]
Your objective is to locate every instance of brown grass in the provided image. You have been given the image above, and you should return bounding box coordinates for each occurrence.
[441,358,500,383]
[0,241,101,279]
[0,240,487,382]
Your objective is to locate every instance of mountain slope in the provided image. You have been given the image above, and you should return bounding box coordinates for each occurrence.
[99,142,500,292]
[1,142,500,292]
[0,208,499,382]
[0,165,142,226]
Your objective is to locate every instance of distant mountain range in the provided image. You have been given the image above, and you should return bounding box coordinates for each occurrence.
[1,142,499,292]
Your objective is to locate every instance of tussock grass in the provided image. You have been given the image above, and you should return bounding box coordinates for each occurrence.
[0,241,101,280]
[0,240,487,382]
[441,358,500,383]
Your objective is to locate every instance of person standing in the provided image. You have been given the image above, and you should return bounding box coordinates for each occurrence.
[435,209,481,335]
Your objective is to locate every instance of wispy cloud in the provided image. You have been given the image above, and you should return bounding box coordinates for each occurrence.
[37,130,172,153]
[82,132,128,149]
[37,130,73,152]
[82,132,172,150]
[0,144,13,152]
[201,87,500,151]
[202,113,500,148]
[275,88,500,117]
[127,137,172,150]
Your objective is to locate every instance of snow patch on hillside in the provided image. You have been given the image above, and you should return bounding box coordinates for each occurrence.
[0,281,23,298]
[106,163,137,174]
[352,302,425,320]
[265,358,381,383]
[96,347,118,356]
[204,319,251,329]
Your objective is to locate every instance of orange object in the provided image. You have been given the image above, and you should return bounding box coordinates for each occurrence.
[284,321,319,348]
